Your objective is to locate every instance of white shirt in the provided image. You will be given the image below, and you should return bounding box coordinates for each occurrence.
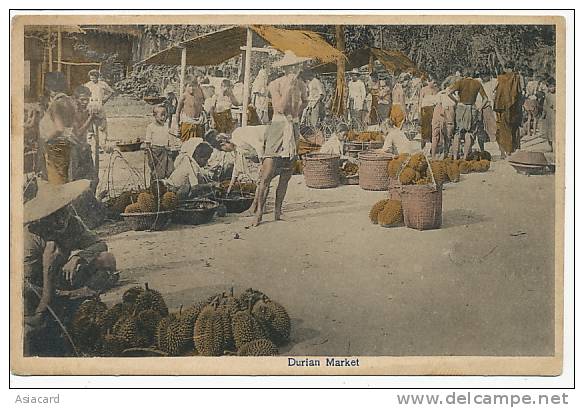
[348,79,367,110]
[382,127,416,155]
[84,80,113,106]
[145,122,180,147]
[165,155,204,189]
[319,134,344,156]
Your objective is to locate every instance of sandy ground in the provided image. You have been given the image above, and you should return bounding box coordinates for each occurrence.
[95,98,556,357]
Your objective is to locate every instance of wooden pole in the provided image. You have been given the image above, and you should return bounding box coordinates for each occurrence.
[47,26,53,72]
[332,25,346,117]
[57,26,62,72]
[241,27,253,127]
[179,46,187,94]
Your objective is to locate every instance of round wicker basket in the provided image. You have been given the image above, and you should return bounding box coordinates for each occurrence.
[121,211,174,231]
[401,185,442,230]
[358,151,394,191]
[303,153,340,189]
[173,198,219,225]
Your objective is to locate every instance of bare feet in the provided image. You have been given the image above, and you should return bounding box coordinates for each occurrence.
[251,214,262,227]
[274,209,282,221]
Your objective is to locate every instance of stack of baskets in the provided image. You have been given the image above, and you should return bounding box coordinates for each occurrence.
[358,151,393,191]
[302,153,340,189]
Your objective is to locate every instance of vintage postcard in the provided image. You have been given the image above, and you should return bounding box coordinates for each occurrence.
[10,13,566,376]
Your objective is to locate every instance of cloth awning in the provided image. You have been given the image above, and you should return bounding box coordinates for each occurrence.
[313,47,424,77]
[137,25,344,67]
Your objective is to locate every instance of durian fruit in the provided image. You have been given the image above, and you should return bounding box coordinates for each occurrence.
[407,153,428,173]
[369,199,390,224]
[98,302,133,335]
[470,160,483,172]
[177,302,206,351]
[112,314,145,349]
[251,296,291,346]
[429,161,447,185]
[446,162,461,183]
[155,307,192,356]
[399,167,417,185]
[150,179,167,199]
[218,289,242,351]
[193,299,225,356]
[160,191,178,211]
[414,170,423,181]
[137,192,157,213]
[134,283,169,317]
[231,301,268,350]
[237,339,279,356]
[238,288,267,309]
[377,200,403,227]
[458,160,471,174]
[293,160,304,175]
[479,159,491,172]
[373,131,384,142]
[136,309,162,345]
[122,286,145,306]
[111,191,136,215]
[415,177,431,185]
[71,298,108,354]
[124,202,142,214]
[342,161,359,176]
[100,333,127,357]
[387,158,405,179]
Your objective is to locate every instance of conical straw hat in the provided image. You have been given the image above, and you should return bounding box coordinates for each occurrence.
[24,179,90,224]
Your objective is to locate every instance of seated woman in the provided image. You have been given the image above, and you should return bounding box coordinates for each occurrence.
[163,139,215,200]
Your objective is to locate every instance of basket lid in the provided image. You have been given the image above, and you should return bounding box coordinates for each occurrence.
[508,150,548,166]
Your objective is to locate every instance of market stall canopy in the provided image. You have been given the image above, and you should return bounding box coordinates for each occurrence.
[137,25,344,66]
[24,25,85,35]
[313,47,424,77]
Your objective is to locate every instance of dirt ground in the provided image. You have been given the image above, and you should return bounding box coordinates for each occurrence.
[95,98,556,357]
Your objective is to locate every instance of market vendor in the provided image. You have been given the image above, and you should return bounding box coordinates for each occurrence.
[319,123,349,157]
[24,178,118,356]
[253,51,308,227]
[209,79,238,134]
[177,79,206,142]
[378,118,416,155]
[163,138,215,200]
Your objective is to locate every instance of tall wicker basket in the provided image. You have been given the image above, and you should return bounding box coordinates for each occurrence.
[398,155,443,230]
[302,153,340,189]
[358,151,393,191]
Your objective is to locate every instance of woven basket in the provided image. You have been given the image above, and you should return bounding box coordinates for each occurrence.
[173,199,219,225]
[358,151,394,191]
[303,153,340,189]
[344,140,384,158]
[121,211,173,231]
[117,141,142,152]
[397,154,442,230]
[213,191,255,213]
[401,185,442,230]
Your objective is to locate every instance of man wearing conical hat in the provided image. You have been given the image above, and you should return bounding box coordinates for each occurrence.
[252,51,309,227]
[23,179,118,356]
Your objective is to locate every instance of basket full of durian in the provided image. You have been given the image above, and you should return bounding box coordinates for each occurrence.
[339,160,359,185]
[70,285,290,357]
[121,181,177,231]
[345,130,384,157]
[395,153,443,231]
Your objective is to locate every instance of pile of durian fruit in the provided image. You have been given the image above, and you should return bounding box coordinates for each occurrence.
[346,130,384,143]
[339,161,359,178]
[217,180,257,194]
[70,285,290,357]
[387,151,491,186]
[369,198,404,227]
[123,181,178,214]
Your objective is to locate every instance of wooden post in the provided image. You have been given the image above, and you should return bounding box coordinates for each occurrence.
[241,27,253,127]
[66,64,71,89]
[332,25,346,117]
[57,26,62,72]
[47,26,53,72]
[179,46,187,94]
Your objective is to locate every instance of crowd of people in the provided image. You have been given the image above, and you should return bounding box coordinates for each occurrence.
[22,47,557,356]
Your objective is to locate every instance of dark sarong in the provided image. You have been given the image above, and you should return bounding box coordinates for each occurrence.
[213,110,235,134]
[420,106,435,142]
[147,146,174,182]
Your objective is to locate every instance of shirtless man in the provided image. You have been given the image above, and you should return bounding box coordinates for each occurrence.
[176,80,206,142]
